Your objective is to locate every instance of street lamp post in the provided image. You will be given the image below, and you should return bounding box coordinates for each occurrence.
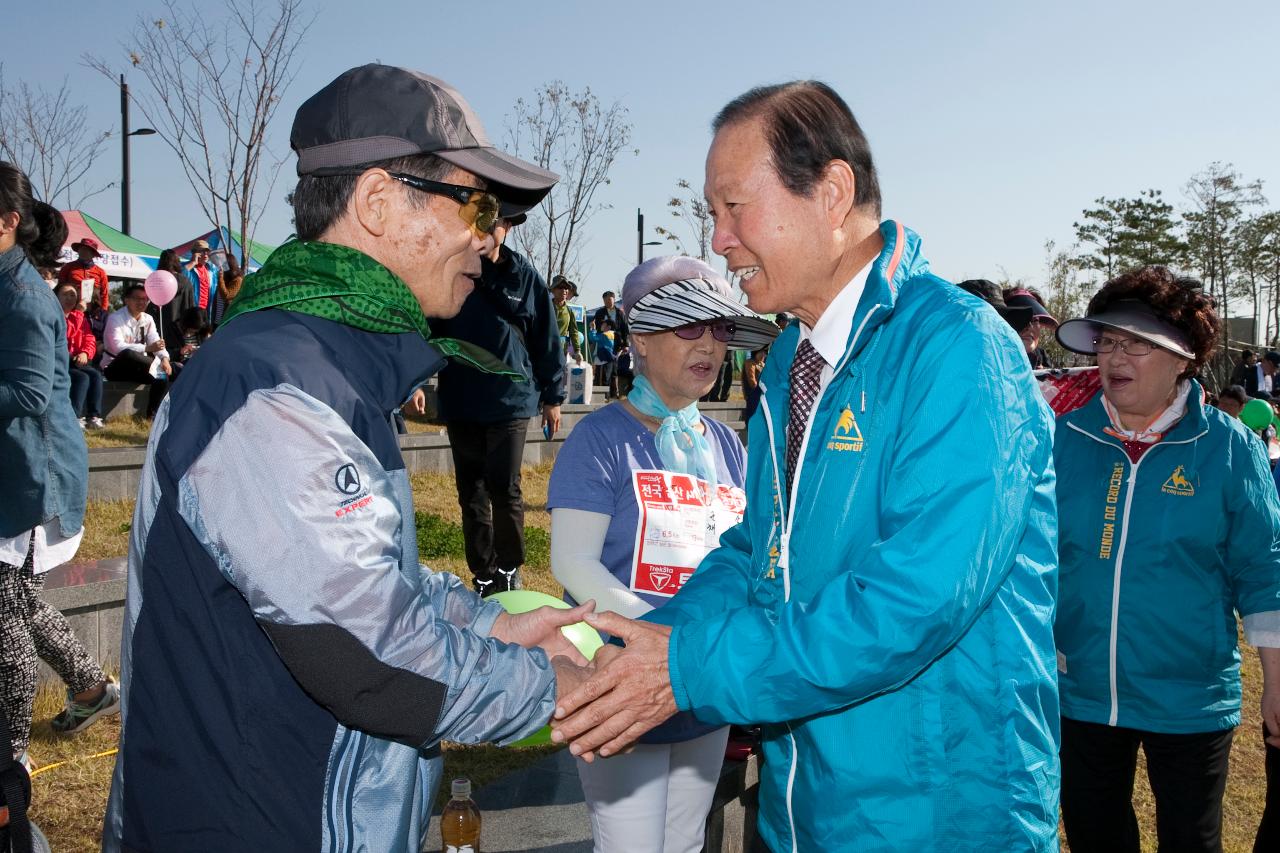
[636,208,661,264]
[119,74,156,236]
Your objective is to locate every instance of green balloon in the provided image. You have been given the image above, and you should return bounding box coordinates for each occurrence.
[1241,398,1274,431]
[489,589,605,749]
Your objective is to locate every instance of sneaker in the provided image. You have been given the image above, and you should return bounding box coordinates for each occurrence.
[472,576,496,597]
[495,566,524,592]
[78,417,87,429]
[88,416,105,429]
[51,680,121,735]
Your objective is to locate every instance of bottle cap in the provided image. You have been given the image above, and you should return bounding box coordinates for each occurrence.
[451,778,472,799]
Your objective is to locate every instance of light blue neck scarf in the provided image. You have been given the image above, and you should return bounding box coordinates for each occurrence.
[629,375,718,487]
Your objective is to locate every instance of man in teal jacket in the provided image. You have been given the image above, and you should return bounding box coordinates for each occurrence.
[552,82,1061,850]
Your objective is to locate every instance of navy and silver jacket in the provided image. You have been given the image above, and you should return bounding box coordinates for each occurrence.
[103,309,556,852]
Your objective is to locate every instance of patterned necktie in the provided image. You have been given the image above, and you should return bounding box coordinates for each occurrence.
[786,338,827,492]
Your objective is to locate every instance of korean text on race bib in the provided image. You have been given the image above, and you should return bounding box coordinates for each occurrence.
[629,469,746,597]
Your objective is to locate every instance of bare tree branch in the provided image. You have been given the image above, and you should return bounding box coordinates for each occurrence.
[654,179,712,261]
[505,82,634,286]
[0,65,113,207]
[85,0,312,260]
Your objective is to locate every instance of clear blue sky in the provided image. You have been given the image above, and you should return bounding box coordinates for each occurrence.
[9,0,1279,297]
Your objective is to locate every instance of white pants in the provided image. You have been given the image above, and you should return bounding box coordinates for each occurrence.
[576,726,729,853]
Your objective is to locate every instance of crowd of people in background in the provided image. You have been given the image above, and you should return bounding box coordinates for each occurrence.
[18,233,247,427]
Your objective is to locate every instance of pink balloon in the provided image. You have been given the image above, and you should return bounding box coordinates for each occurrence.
[144,269,179,306]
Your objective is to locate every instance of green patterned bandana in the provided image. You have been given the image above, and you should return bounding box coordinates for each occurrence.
[222,239,519,378]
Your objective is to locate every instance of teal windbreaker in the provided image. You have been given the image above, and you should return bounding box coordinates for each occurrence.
[1054,383,1280,734]
[647,222,1061,851]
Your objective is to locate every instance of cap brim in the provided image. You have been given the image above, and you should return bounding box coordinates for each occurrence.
[1057,311,1195,360]
[437,147,558,217]
[627,281,781,350]
[996,305,1035,334]
[1005,293,1058,326]
[71,242,102,258]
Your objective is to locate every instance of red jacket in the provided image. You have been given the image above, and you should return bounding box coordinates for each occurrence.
[65,309,97,360]
[59,263,110,309]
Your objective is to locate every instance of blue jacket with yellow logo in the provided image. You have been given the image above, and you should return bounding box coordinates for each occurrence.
[646,221,1061,851]
[1054,383,1280,734]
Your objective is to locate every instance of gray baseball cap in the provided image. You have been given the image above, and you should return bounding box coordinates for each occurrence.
[291,64,557,212]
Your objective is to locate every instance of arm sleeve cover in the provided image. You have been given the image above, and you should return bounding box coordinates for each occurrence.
[177,384,557,748]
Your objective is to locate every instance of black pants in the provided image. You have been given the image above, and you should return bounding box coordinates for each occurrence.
[445,419,528,583]
[1258,724,1280,852]
[103,350,170,417]
[593,362,616,398]
[1060,716,1234,853]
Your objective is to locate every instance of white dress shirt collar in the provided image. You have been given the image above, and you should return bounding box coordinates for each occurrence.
[798,260,873,368]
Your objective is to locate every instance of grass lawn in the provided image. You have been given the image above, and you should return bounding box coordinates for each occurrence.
[27,458,1273,851]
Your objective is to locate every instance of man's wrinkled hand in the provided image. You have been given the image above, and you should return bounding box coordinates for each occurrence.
[552,655,595,708]
[490,600,596,666]
[550,611,677,762]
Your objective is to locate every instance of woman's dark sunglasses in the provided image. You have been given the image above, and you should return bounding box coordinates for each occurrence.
[671,320,736,343]
[387,172,501,237]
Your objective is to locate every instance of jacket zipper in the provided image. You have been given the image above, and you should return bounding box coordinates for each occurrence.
[1065,422,1208,725]
[756,304,881,853]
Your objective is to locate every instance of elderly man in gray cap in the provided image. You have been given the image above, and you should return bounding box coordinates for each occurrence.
[103,65,594,852]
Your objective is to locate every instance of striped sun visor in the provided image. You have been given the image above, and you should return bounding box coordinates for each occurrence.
[625,279,780,350]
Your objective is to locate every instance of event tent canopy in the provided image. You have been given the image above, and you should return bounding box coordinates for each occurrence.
[58,210,162,280]
[172,226,277,272]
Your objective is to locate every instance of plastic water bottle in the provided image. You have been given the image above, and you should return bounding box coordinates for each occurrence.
[441,778,481,853]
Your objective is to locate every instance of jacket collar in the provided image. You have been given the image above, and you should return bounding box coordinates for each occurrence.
[286,311,447,411]
[1065,380,1209,445]
[766,219,929,397]
[0,244,28,277]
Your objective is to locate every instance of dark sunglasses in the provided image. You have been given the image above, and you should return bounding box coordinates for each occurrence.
[387,172,501,237]
[671,320,736,343]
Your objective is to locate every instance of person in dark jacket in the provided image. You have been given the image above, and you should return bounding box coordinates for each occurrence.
[592,290,629,348]
[102,64,595,853]
[1243,350,1280,399]
[431,211,565,595]
[146,248,196,353]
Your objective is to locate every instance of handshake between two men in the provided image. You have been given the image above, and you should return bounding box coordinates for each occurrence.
[490,601,678,762]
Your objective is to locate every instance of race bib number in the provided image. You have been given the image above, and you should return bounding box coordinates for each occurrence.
[630,469,746,598]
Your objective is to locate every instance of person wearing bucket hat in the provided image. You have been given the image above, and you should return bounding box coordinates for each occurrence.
[57,235,109,311]
[103,65,595,852]
[182,238,220,320]
[1051,265,1280,851]
[546,254,776,852]
[551,274,583,357]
